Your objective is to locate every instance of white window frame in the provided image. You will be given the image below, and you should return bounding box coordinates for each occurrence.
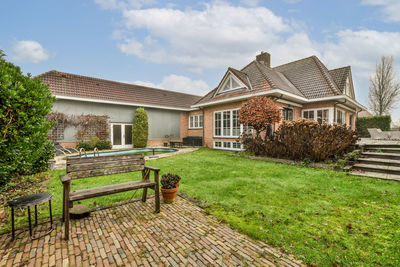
[302,107,333,124]
[213,141,244,151]
[282,107,294,121]
[110,123,133,149]
[189,114,203,129]
[216,72,247,95]
[213,108,242,138]
[336,108,346,124]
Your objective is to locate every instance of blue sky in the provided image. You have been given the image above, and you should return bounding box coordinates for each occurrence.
[2,0,400,119]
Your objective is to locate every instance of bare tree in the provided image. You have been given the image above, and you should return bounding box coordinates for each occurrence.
[368,56,400,115]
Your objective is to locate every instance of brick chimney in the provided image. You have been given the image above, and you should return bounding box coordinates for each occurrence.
[256,51,271,68]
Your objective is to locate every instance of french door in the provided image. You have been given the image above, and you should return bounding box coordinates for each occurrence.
[111,123,133,149]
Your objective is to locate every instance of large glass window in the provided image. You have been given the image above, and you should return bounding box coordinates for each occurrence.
[303,110,315,120]
[336,110,344,124]
[349,114,354,130]
[223,111,231,136]
[189,114,203,129]
[214,109,240,137]
[214,113,222,136]
[282,108,293,121]
[317,109,329,123]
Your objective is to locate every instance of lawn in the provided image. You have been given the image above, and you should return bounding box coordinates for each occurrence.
[2,148,400,265]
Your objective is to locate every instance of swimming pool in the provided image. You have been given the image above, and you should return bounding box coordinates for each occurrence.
[68,148,177,158]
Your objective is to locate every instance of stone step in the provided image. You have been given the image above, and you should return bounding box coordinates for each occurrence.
[366,147,400,153]
[350,170,400,182]
[357,157,400,167]
[361,151,400,160]
[363,143,400,149]
[352,163,400,175]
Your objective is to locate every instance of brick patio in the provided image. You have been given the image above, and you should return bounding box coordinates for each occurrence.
[0,196,302,266]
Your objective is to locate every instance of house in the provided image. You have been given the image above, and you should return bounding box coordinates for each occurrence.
[39,51,364,150]
[38,71,201,148]
[186,52,365,150]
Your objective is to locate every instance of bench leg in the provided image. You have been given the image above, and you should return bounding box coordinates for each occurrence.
[142,188,148,202]
[62,186,65,222]
[154,173,160,213]
[64,200,69,240]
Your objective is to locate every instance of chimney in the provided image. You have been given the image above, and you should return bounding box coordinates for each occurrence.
[256,51,271,68]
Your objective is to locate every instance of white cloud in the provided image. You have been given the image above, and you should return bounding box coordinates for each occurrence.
[11,40,50,63]
[131,74,209,95]
[362,0,400,22]
[116,2,293,71]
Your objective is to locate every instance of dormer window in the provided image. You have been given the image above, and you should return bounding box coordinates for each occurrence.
[216,71,248,95]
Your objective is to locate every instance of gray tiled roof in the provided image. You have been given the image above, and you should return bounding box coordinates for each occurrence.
[329,66,351,93]
[273,56,340,99]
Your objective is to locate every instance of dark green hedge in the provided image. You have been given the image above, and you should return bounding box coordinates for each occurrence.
[356,115,391,137]
[0,56,55,186]
[132,107,148,148]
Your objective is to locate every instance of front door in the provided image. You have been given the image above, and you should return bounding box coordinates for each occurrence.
[111,123,133,149]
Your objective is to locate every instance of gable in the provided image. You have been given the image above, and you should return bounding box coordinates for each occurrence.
[215,70,248,96]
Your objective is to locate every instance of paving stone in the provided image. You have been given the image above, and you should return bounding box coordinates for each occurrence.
[0,196,302,266]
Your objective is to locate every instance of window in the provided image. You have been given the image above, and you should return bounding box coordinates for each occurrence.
[189,114,203,129]
[213,141,242,151]
[303,108,330,123]
[49,122,65,141]
[303,110,315,120]
[336,109,344,124]
[317,109,329,123]
[214,109,240,137]
[215,113,222,136]
[282,108,293,121]
[220,76,242,93]
[349,114,354,130]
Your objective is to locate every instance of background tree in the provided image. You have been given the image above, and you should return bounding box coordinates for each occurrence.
[368,56,400,115]
[0,55,55,186]
[0,49,5,58]
[238,96,281,139]
[132,107,148,148]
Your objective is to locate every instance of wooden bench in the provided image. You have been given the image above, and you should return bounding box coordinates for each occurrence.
[61,153,160,240]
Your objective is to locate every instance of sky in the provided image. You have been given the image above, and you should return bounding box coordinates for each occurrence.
[2,0,400,119]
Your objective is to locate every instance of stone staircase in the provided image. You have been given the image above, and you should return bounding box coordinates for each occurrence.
[351,144,400,181]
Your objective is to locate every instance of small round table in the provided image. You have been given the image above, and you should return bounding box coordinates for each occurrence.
[8,193,53,240]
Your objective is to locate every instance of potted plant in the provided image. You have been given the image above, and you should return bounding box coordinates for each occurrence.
[160,173,181,203]
[164,134,174,147]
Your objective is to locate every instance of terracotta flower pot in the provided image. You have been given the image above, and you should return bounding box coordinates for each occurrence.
[176,182,180,188]
[161,187,178,203]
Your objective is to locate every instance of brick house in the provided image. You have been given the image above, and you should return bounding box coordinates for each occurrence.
[186,52,365,150]
[40,52,364,150]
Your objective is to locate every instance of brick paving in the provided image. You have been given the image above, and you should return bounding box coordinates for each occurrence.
[0,196,302,266]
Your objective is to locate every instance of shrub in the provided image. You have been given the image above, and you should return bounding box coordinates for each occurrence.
[132,107,148,148]
[356,115,391,137]
[161,173,181,189]
[96,140,112,150]
[77,142,93,151]
[0,56,55,186]
[88,136,100,148]
[239,96,281,138]
[242,119,358,162]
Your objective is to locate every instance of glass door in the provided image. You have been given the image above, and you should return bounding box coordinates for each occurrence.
[111,123,133,149]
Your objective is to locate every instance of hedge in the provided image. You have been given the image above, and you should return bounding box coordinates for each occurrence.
[0,56,55,186]
[132,107,148,148]
[356,115,391,137]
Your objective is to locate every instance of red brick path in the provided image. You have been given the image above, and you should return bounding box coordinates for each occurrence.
[0,196,302,266]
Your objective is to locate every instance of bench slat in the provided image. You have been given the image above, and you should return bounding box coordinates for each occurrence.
[67,153,144,165]
[67,158,145,172]
[69,180,156,201]
[69,165,144,180]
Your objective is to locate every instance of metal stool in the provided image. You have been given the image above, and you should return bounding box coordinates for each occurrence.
[8,193,53,240]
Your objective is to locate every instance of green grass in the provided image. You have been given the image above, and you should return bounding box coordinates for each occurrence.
[4,148,400,265]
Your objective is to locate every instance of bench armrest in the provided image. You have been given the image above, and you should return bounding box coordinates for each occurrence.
[60,174,71,184]
[144,166,160,172]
